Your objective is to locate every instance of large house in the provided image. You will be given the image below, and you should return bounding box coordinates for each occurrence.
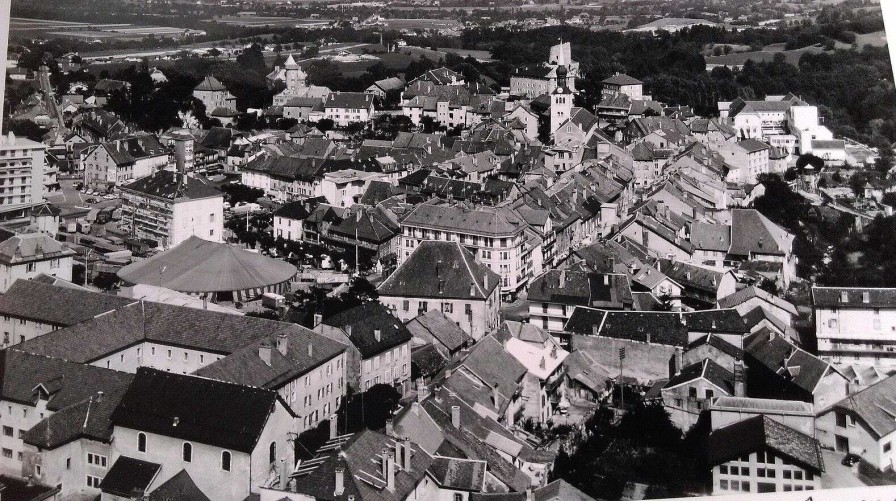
[323,92,375,127]
[119,171,224,249]
[813,286,896,367]
[378,241,501,341]
[528,269,633,337]
[193,76,237,115]
[314,302,413,394]
[0,230,75,293]
[82,134,168,191]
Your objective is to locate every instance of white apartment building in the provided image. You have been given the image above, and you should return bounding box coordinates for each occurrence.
[0,133,46,213]
[0,232,76,293]
[317,169,386,208]
[119,170,224,249]
[82,134,169,191]
[399,202,538,302]
[813,287,896,367]
[323,92,374,127]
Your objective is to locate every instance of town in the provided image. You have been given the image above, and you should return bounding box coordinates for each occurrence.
[0,0,894,500]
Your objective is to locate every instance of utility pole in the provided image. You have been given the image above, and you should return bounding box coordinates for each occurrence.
[619,346,626,408]
[83,249,92,287]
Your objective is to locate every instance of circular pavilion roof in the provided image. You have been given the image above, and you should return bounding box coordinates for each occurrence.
[117,236,296,294]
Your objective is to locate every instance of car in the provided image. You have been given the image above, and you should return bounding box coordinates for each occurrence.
[842,453,861,467]
[103,194,117,200]
[85,197,98,203]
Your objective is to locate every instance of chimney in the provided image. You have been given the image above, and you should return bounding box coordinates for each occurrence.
[491,384,500,410]
[313,313,323,327]
[258,343,272,366]
[374,329,381,342]
[604,274,609,286]
[402,438,412,471]
[483,274,489,290]
[329,414,338,439]
[734,362,746,397]
[451,405,461,427]
[96,391,104,403]
[539,356,546,370]
[592,324,599,336]
[608,257,615,271]
[526,488,534,501]
[276,334,288,356]
[346,325,353,337]
[559,270,566,288]
[335,466,345,496]
[308,343,313,357]
[385,418,394,437]
[384,450,396,492]
[469,281,477,296]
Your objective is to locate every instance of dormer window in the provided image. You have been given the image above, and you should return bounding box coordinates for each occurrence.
[862,291,870,304]
[840,291,849,303]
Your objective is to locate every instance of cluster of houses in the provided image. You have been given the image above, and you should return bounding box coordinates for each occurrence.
[0,34,895,501]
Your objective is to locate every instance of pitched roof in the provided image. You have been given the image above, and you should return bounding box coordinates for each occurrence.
[664,359,734,394]
[707,415,824,472]
[378,241,499,300]
[566,308,688,346]
[729,209,792,257]
[744,330,834,395]
[405,309,471,352]
[325,92,374,110]
[100,456,162,498]
[145,470,211,501]
[448,336,527,414]
[428,456,486,491]
[0,232,76,266]
[602,73,643,86]
[527,270,632,309]
[321,302,413,358]
[401,202,526,236]
[826,374,896,439]
[718,286,798,316]
[738,138,771,153]
[812,286,896,309]
[110,368,281,453]
[194,76,228,92]
[121,170,222,201]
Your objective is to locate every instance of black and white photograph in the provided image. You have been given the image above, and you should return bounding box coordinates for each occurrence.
[0,0,894,499]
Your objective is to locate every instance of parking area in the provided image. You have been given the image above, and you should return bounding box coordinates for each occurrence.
[820,449,867,489]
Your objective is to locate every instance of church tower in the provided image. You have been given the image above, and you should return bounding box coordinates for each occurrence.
[284,55,306,92]
[550,65,573,134]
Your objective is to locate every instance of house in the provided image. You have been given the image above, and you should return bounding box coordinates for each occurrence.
[399,202,537,302]
[601,73,644,101]
[661,359,737,431]
[314,302,413,394]
[718,286,799,328]
[119,171,224,250]
[815,374,896,472]
[404,309,472,358]
[193,76,236,114]
[323,92,375,127]
[743,330,848,411]
[0,231,75,293]
[283,96,324,122]
[813,287,896,367]
[82,134,169,191]
[366,76,405,100]
[378,241,501,341]
[528,270,632,337]
[318,169,387,208]
[717,139,771,185]
[273,200,312,241]
[709,396,816,437]
[503,333,568,424]
[658,260,738,310]
[102,368,296,500]
[707,415,823,494]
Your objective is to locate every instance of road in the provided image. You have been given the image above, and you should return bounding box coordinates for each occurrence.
[820,449,868,489]
[38,65,64,126]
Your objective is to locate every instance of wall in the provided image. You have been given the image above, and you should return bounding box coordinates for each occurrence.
[711,450,820,494]
[171,196,224,248]
[274,216,304,241]
[0,316,57,349]
[0,255,73,293]
[380,292,498,341]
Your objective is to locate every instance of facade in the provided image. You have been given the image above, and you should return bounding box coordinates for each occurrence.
[0,232,75,293]
[399,202,537,302]
[314,303,414,393]
[378,241,501,341]
[193,76,236,113]
[119,171,223,249]
[601,73,644,101]
[708,416,823,495]
[528,270,633,334]
[323,92,375,127]
[82,135,169,191]
[0,133,46,213]
[813,287,896,367]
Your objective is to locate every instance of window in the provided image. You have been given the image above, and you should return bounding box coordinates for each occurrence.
[2,426,11,437]
[87,453,107,468]
[137,433,147,453]
[222,451,231,471]
[442,302,453,314]
[86,475,102,488]
[884,442,892,453]
[705,389,714,399]
[182,442,192,462]
[402,300,409,312]
[2,449,11,458]
[757,482,776,493]
[454,494,463,501]
[719,479,728,490]
[26,263,36,272]
[719,465,728,474]
[688,387,697,398]
[269,442,277,465]
[66,458,71,470]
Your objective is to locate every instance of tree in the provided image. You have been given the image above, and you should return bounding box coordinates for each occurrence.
[306,60,342,88]
[316,118,334,133]
[337,384,401,433]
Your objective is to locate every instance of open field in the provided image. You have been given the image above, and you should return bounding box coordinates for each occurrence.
[705,43,828,68]
[213,15,333,29]
[11,17,204,41]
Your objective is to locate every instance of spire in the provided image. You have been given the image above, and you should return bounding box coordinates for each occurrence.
[284,54,299,68]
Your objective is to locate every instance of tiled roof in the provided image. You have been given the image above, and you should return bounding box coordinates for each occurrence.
[687,333,744,360]
[145,470,211,501]
[744,330,833,395]
[664,359,734,394]
[411,343,447,378]
[602,73,643,86]
[729,209,792,257]
[379,241,499,300]
[659,259,727,294]
[322,302,413,358]
[100,456,162,497]
[194,76,228,92]
[325,92,374,110]
[273,200,312,220]
[826,374,896,439]
[738,138,771,153]
[405,309,470,352]
[812,286,896,309]
[121,170,222,201]
[718,286,798,316]
[110,368,280,453]
[453,336,527,413]
[428,456,486,491]
[566,308,688,346]
[527,270,632,309]
[401,202,527,236]
[0,232,76,265]
[707,415,824,472]
[690,222,730,252]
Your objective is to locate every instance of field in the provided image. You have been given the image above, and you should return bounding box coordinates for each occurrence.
[705,43,828,68]
[213,15,333,29]
[10,17,204,41]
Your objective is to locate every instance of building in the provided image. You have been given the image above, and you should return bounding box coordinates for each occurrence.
[365,76,405,100]
[272,200,311,241]
[509,42,579,98]
[193,76,236,114]
[661,359,737,431]
[601,73,644,101]
[0,133,46,214]
[707,415,823,495]
[314,302,413,393]
[82,134,169,191]
[379,241,501,341]
[528,270,632,336]
[815,374,896,472]
[399,202,537,302]
[717,139,771,185]
[323,92,375,127]
[118,171,224,249]
[0,230,75,293]
[102,368,296,500]
[813,287,896,367]
[272,55,331,107]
